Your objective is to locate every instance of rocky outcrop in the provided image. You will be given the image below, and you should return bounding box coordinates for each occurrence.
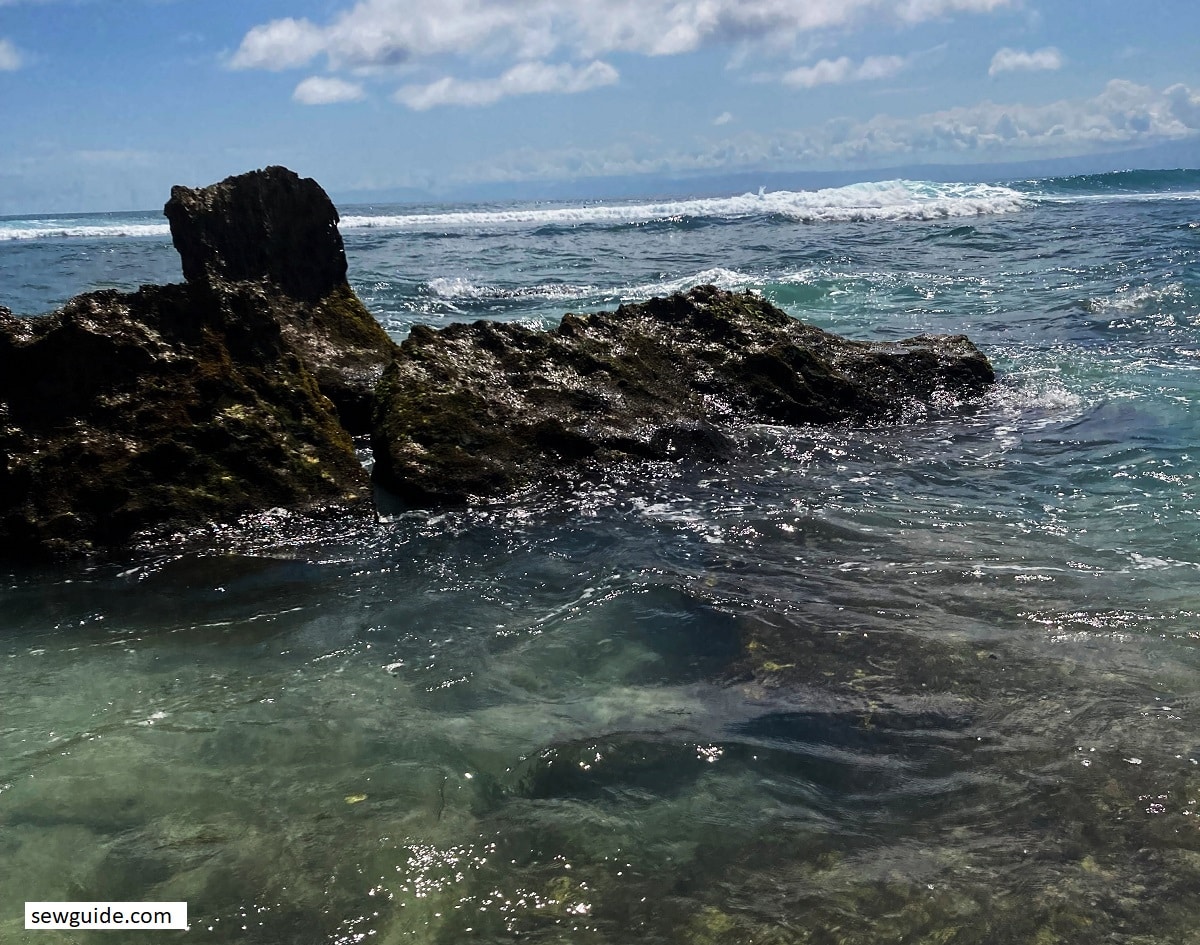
[371,285,995,504]
[165,165,348,303]
[0,168,395,559]
[166,166,396,432]
[0,165,998,559]
[0,282,371,559]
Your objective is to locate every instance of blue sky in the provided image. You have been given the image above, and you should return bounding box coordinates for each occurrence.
[2,0,1200,212]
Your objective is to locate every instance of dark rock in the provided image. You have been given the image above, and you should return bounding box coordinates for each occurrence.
[165,165,345,303]
[0,282,371,559]
[371,285,995,503]
[165,167,396,431]
[0,166,401,559]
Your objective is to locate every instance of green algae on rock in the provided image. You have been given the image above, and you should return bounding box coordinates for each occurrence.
[371,285,995,504]
[165,167,397,433]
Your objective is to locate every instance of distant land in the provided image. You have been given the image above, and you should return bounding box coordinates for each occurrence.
[331,139,1200,207]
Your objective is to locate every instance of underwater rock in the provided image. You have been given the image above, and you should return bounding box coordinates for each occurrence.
[0,167,398,560]
[371,285,995,503]
[166,166,397,431]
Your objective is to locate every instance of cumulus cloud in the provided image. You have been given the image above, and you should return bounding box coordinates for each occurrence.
[812,79,1196,160]
[784,54,907,88]
[394,59,618,109]
[988,46,1063,76]
[713,111,734,126]
[293,75,365,104]
[231,0,1017,92]
[230,17,325,71]
[0,37,23,71]
[261,1,1016,68]
[1165,83,1200,128]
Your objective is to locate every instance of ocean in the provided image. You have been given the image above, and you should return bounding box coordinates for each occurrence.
[2,170,1199,943]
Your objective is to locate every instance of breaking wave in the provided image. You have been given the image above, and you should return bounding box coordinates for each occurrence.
[340,180,1027,232]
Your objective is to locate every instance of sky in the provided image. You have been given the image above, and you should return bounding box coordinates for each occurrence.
[2,0,1200,213]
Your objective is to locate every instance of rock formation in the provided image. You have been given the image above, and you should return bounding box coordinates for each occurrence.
[0,165,998,560]
[371,285,994,504]
[166,166,396,433]
[0,168,395,559]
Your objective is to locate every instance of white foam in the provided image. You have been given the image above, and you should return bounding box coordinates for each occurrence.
[1035,190,1200,206]
[1086,282,1188,314]
[0,222,171,241]
[623,267,756,299]
[426,276,598,301]
[339,180,1027,232]
[0,180,1027,243]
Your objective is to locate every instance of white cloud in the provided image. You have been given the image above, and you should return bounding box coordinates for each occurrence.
[896,0,1012,20]
[293,75,365,104]
[1165,83,1200,128]
[229,17,325,71]
[394,59,618,109]
[713,111,733,126]
[457,80,1200,183]
[232,0,1017,72]
[784,54,907,88]
[0,37,23,71]
[988,46,1063,76]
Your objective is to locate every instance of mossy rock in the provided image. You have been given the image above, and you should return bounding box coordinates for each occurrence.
[0,281,371,559]
[371,285,994,504]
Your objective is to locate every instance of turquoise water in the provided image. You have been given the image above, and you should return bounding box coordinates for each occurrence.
[2,174,1200,943]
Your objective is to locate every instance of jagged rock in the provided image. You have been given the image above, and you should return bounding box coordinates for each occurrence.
[166,167,396,431]
[371,285,995,503]
[165,165,346,303]
[0,282,371,559]
[0,167,399,559]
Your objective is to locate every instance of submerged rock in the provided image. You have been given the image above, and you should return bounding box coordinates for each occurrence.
[371,285,995,503]
[0,167,395,559]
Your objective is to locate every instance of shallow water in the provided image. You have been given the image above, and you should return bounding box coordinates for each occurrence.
[2,175,1200,942]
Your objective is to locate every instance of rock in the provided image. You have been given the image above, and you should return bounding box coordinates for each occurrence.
[0,282,371,559]
[165,167,396,432]
[165,165,345,303]
[0,166,398,559]
[371,285,995,504]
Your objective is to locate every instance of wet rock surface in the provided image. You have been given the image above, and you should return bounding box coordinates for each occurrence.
[0,281,371,558]
[371,284,995,503]
[166,166,397,431]
[1,168,997,559]
[0,168,395,559]
[165,164,348,304]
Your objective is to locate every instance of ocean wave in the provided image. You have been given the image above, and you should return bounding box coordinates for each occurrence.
[425,277,599,302]
[1016,168,1200,197]
[0,222,171,242]
[622,267,757,299]
[1085,282,1190,315]
[418,267,758,306]
[419,264,1000,311]
[0,180,1028,243]
[340,180,1027,232]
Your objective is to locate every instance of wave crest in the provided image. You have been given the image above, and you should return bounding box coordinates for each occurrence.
[341,180,1027,233]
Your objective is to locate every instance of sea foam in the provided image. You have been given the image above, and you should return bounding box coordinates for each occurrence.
[0,180,1028,243]
[340,180,1028,232]
[0,222,172,242]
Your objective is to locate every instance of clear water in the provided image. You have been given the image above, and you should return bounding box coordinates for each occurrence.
[2,174,1200,943]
